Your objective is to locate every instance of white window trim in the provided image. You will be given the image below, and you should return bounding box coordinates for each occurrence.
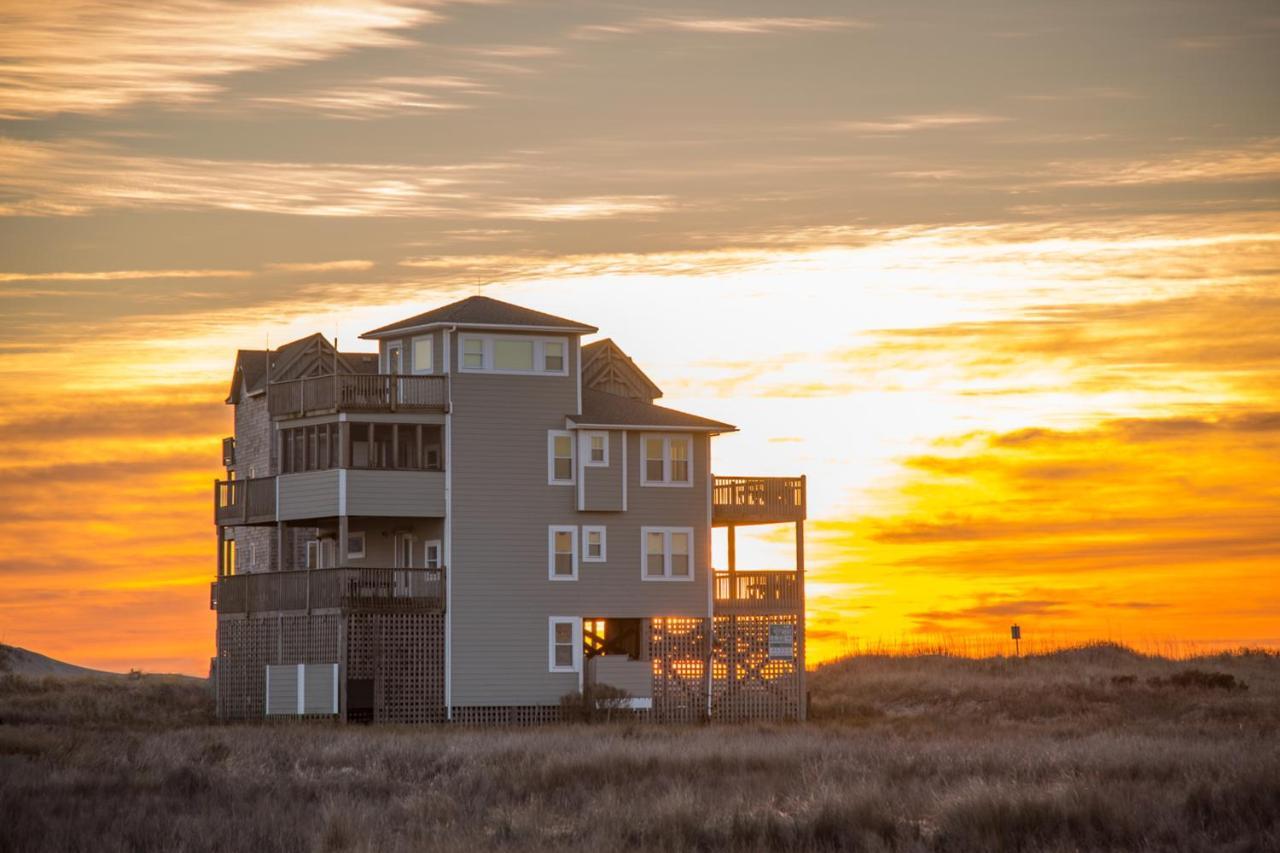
[347,531,366,559]
[548,429,575,486]
[640,433,694,488]
[424,539,442,569]
[583,430,609,467]
[548,616,581,673]
[548,525,579,581]
[457,333,570,376]
[411,334,434,374]
[305,540,319,570]
[640,526,695,582]
[582,525,607,563]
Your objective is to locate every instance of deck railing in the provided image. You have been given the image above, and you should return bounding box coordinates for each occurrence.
[712,476,806,525]
[214,567,445,614]
[267,373,448,418]
[214,476,277,526]
[714,570,802,614]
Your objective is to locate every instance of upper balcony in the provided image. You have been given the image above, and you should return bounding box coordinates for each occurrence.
[212,567,445,615]
[267,373,448,419]
[712,476,806,527]
[214,476,277,526]
[713,570,801,615]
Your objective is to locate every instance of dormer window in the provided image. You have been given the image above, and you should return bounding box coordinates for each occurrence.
[459,334,569,376]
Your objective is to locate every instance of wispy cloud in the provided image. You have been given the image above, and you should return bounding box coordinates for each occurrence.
[0,0,443,118]
[572,16,866,40]
[249,75,492,119]
[1050,138,1280,186]
[0,138,668,220]
[265,260,376,272]
[838,113,1011,134]
[0,268,251,283]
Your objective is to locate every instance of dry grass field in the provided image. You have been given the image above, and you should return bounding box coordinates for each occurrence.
[2,643,1277,852]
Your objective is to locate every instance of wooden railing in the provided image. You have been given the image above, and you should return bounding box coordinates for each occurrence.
[714,570,802,614]
[267,374,448,417]
[214,476,276,526]
[214,567,445,614]
[712,476,806,525]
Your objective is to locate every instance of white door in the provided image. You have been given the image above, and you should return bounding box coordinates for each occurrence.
[424,540,441,569]
[386,343,405,403]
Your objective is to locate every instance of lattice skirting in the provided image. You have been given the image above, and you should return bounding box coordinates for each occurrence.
[449,705,564,726]
[711,614,802,722]
[346,611,446,724]
[216,613,340,721]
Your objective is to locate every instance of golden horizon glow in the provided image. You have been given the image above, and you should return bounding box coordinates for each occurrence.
[0,0,1276,675]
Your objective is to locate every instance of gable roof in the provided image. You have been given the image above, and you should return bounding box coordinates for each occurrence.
[361,295,597,339]
[226,334,378,403]
[571,388,736,432]
[581,338,664,402]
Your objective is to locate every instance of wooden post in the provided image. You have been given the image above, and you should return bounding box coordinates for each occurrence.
[338,516,349,569]
[277,521,286,572]
[726,523,737,717]
[796,475,807,721]
[217,525,226,579]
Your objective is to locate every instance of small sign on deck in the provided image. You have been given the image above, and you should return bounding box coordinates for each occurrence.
[768,624,795,660]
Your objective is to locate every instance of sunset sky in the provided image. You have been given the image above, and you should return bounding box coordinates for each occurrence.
[0,1,1277,675]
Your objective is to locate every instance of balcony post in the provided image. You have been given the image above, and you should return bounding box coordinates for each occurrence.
[216,525,226,579]
[277,521,286,572]
[338,516,349,570]
[796,511,806,722]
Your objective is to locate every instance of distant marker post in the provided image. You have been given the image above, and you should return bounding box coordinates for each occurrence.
[1011,624,1021,657]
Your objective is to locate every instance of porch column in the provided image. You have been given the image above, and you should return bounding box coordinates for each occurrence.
[276,521,286,571]
[216,526,226,578]
[796,511,806,722]
[338,515,349,568]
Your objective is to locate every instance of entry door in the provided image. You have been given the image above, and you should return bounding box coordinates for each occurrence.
[394,534,415,598]
[386,343,405,403]
[394,534,415,568]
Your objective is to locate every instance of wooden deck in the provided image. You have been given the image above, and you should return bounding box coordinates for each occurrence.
[713,570,802,615]
[712,476,806,526]
[267,373,448,418]
[213,567,445,614]
[214,476,276,526]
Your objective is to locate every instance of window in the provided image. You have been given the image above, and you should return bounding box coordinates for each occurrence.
[585,431,608,466]
[463,337,484,370]
[345,423,442,471]
[549,618,580,672]
[281,423,339,474]
[458,335,569,375]
[548,526,578,580]
[412,335,434,374]
[640,434,694,486]
[307,539,335,569]
[640,527,695,581]
[583,526,606,562]
[347,532,366,559]
[544,341,564,371]
[548,430,575,485]
[494,338,534,371]
[424,540,441,569]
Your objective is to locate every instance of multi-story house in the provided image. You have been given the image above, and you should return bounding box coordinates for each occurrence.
[212,296,806,724]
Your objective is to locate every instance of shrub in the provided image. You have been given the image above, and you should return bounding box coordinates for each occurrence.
[1148,670,1246,691]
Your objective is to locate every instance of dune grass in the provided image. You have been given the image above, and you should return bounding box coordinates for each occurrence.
[1,643,1277,852]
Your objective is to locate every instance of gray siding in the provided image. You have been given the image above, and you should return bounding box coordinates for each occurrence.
[448,331,710,707]
[346,470,445,517]
[278,470,339,520]
[581,430,624,512]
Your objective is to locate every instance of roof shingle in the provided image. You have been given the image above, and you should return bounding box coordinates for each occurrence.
[361,295,597,338]
[574,388,735,432]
